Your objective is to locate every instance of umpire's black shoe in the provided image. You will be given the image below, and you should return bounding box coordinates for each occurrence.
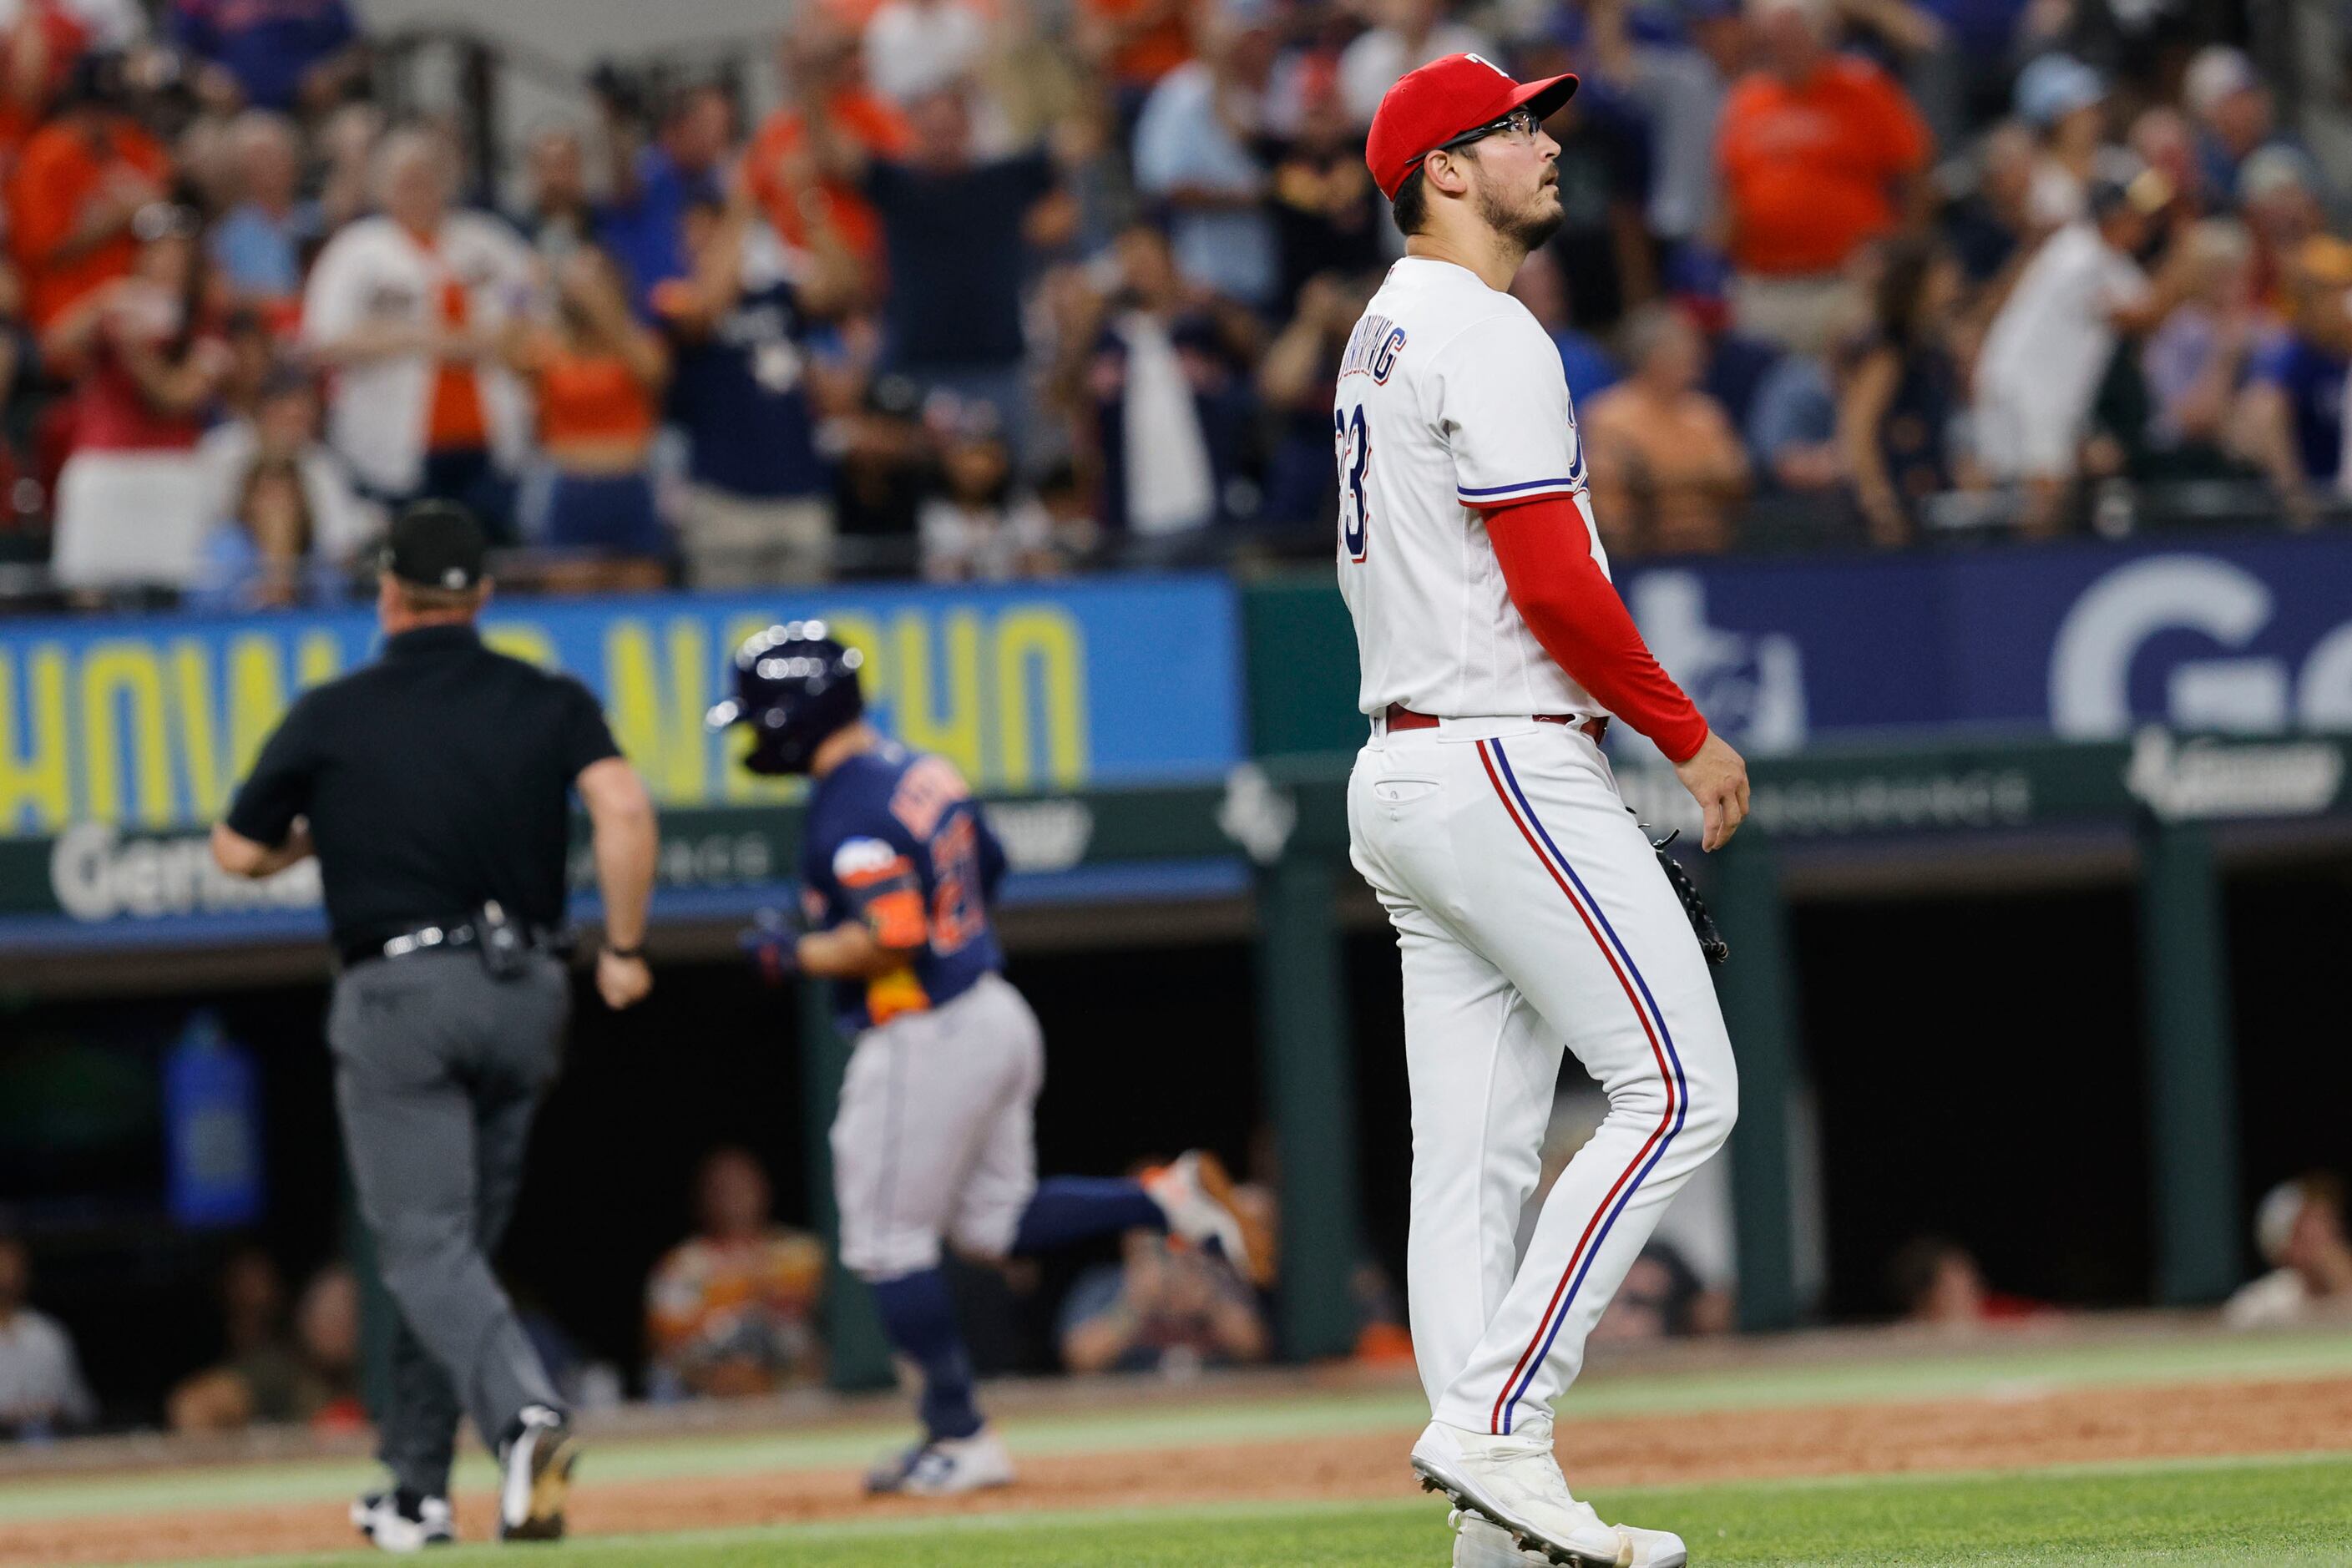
[352,1489,455,1552]
[497,1405,579,1541]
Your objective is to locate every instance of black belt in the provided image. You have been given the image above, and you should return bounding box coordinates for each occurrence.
[341,918,565,971]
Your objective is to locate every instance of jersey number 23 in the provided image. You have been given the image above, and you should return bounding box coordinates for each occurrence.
[1334,402,1370,562]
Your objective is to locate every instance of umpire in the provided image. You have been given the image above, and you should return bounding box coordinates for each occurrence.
[210,501,658,1551]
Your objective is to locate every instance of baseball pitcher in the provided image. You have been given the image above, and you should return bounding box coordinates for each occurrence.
[1339,55,1751,1568]
[710,623,1272,1495]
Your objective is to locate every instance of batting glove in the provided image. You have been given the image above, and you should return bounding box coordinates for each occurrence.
[739,907,804,986]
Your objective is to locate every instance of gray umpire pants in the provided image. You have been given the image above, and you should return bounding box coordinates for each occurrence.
[327,950,569,1498]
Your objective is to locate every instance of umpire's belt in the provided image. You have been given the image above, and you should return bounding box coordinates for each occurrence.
[341,919,564,970]
[1383,704,1609,742]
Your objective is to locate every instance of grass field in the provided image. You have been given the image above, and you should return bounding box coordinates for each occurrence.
[114,1454,2352,1568]
[12,1323,2352,1568]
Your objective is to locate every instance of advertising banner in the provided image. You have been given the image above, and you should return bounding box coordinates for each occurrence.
[0,576,1246,839]
[1621,534,2352,755]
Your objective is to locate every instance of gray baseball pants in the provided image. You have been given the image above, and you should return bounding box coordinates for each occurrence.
[327,950,569,1498]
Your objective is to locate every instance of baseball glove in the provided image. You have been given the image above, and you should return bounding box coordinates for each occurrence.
[1648,830,1728,966]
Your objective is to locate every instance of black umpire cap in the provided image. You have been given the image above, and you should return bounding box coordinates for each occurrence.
[382,502,488,592]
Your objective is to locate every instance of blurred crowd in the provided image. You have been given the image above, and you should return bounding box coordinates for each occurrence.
[0,0,2332,614]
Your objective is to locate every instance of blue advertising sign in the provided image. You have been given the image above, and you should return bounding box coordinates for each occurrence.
[0,576,1246,837]
[1619,534,2352,755]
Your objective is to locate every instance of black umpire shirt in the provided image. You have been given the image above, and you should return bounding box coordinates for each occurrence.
[225,625,623,959]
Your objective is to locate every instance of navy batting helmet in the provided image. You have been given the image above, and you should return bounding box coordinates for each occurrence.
[706,621,866,776]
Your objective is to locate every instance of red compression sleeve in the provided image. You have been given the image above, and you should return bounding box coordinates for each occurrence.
[1482,495,1712,763]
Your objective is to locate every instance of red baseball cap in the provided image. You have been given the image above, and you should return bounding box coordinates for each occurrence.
[1366,53,1579,201]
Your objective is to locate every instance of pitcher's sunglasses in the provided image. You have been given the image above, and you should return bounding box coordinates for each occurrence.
[1436,107,1543,154]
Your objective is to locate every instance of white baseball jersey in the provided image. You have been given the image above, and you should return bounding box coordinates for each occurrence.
[1338,258,1737,1456]
[1335,256,1610,721]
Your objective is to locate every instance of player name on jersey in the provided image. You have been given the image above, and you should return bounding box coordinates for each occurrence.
[1338,312,1408,383]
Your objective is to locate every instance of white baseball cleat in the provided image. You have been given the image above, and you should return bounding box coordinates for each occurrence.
[1453,1510,1546,1565]
[863,1426,1018,1496]
[351,1490,455,1552]
[1449,1498,1690,1566]
[1141,1150,1275,1287]
[1413,1419,1624,1567]
[1610,1521,1689,1567]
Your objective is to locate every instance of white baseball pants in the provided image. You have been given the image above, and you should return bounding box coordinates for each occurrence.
[1348,716,1737,1437]
[831,972,1044,1278]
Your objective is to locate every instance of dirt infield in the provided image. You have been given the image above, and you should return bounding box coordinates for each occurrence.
[8,1373,2351,1567]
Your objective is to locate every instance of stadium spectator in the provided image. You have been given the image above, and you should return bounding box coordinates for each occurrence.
[1904,0,2024,146]
[308,97,380,235]
[1744,350,1839,504]
[1261,58,1383,315]
[169,1247,299,1431]
[190,367,369,609]
[1257,270,1363,529]
[1972,160,2185,535]
[2225,1173,2352,1330]
[1336,0,1492,129]
[513,123,596,262]
[920,399,1059,579]
[1510,245,1620,407]
[2140,219,2258,478]
[1583,0,1744,255]
[832,371,930,564]
[1839,236,1965,544]
[1532,50,1654,336]
[1349,1258,1414,1367]
[1939,119,2036,286]
[0,1234,94,1438]
[656,177,853,586]
[43,203,231,594]
[301,127,534,535]
[172,104,240,221]
[2013,52,2106,230]
[504,245,670,588]
[1131,8,1278,311]
[751,15,908,271]
[977,0,1091,154]
[2238,146,2328,313]
[0,0,103,153]
[597,80,731,318]
[208,110,311,316]
[2129,108,2205,224]
[837,82,1057,432]
[1887,1236,2051,1328]
[1681,255,1783,442]
[1077,0,1193,118]
[2183,44,2293,211]
[1591,1242,1712,1342]
[2231,237,2352,522]
[645,1147,826,1401]
[1716,0,1930,355]
[169,0,361,114]
[195,359,373,553]
[167,1249,366,1430]
[18,0,144,63]
[1581,302,1751,555]
[8,53,169,335]
[1058,1229,1270,1376]
[187,451,333,609]
[862,0,989,111]
[1086,222,1255,542]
